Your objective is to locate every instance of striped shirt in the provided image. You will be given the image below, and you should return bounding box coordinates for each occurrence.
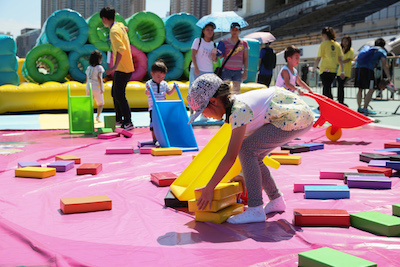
[145,80,171,111]
[220,38,248,70]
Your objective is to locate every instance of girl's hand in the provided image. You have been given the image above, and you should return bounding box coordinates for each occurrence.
[229,174,246,194]
[196,185,214,210]
[194,67,200,76]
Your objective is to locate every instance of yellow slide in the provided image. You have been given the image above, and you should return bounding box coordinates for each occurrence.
[170,123,280,201]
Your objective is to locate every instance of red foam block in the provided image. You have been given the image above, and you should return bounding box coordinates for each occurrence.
[140,145,158,154]
[319,169,351,180]
[350,166,393,177]
[150,172,177,187]
[384,142,400,149]
[106,147,134,154]
[294,209,350,227]
[77,163,102,175]
[114,127,133,138]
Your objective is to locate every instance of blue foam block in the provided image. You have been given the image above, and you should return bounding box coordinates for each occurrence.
[397,138,400,142]
[302,142,324,151]
[368,160,389,167]
[304,185,350,199]
[375,148,400,154]
[386,161,400,170]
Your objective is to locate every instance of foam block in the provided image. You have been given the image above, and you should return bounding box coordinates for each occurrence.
[347,176,391,189]
[343,172,383,184]
[164,189,188,208]
[150,172,177,187]
[97,132,120,139]
[195,203,244,224]
[76,163,102,175]
[293,209,350,227]
[18,161,41,168]
[304,185,350,199]
[151,147,182,156]
[195,182,242,201]
[138,140,156,147]
[359,153,391,163]
[293,183,336,193]
[47,160,75,172]
[60,195,112,214]
[390,155,400,161]
[368,160,389,167]
[397,138,400,142]
[386,161,400,170]
[15,167,56,179]
[96,128,113,134]
[301,142,324,151]
[114,127,133,138]
[188,195,237,212]
[280,145,309,154]
[350,211,400,237]
[350,166,392,177]
[298,247,377,267]
[106,147,134,154]
[393,204,400,217]
[270,150,290,156]
[104,115,116,130]
[375,148,400,154]
[384,142,400,149]
[270,155,301,165]
[140,145,158,154]
[55,155,81,164]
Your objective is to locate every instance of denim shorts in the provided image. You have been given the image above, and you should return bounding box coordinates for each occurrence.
[221,68,242,82]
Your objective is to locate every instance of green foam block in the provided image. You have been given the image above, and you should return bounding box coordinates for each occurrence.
[393,204,400,217]
[350,211,400,237]
[298,247,377,267]
[104,115,116,130]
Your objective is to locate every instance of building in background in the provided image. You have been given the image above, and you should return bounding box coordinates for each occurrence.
[41,0,145,25]
[223,0,242,11]
[16,28,41,58]
[170,0,211,19]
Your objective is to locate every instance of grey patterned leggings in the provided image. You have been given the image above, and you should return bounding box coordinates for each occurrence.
[239,123,313,207]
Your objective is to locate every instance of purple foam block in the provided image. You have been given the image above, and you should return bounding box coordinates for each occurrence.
[47,160,75,172]
[368,160,389,167]
[138,140,156,148]
[18,161,41,168]
[301,143,324,151]
[347,176,392,189]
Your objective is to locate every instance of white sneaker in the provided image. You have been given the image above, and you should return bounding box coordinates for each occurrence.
[226,205,266,224]
[264,196,286,214]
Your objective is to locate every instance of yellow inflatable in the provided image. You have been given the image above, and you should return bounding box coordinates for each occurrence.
[0,81,267,113]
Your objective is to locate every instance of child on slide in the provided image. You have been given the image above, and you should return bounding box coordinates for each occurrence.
[86,50,105,122]
[187,73,314,224]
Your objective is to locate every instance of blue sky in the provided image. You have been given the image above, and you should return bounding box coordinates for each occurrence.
[1,0,223,39]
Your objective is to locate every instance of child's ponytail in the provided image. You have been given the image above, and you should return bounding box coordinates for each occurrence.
[213,82,234,123]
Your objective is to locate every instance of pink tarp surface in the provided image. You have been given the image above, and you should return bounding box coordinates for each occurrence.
[1,125,400,266]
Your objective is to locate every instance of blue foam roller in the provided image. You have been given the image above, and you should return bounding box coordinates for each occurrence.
[304,185,350,199]
[302,142,324,151]
[386,161,400,170]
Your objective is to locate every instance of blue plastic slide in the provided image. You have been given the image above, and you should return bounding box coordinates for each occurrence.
[149,82,198,151]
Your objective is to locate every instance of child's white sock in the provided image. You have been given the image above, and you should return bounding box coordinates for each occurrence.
[263,196,286,214]
[226,205,265,224]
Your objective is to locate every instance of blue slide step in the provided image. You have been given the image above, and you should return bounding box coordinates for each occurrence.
[150,83,198,152]
[304,185,350,199]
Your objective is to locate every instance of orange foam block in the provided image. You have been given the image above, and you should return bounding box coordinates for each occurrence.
[150,172,177,187]
[294,209,350,227]
[98,132,120,139]
[15,167,56,179]
[55,155,81,164]
[60,195,112,214]
[350,166,392,177]
[106,147,134,154]
[384,142,400,149]
[270,150,290,156]
[114,127,133,138]
[76,163,102,175]
[151,147,182,156]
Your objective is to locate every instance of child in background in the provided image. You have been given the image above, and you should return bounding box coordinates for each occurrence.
[85,50,105,122]
[275,46,314,95]
[188,73,314,224]
[145,61,176,143]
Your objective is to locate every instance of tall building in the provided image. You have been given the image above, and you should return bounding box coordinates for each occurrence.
[16,29,41,58]
[170,0,211,19]
[223,0,242,11]
[41,0,145,25]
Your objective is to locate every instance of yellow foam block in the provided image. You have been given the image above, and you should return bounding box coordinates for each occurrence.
[15,167,56,179]
[60,195,112,214]
[151,147,182,156]
[270,155,302,165]
[188,195,237,212]
[195,182,242,201]
[195,203,244,224]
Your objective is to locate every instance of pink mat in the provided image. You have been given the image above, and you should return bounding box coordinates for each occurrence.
[1,124,400,266]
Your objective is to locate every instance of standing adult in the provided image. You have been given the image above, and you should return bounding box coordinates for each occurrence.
[100,6,134,130]
[217,22,249,94]
[336,35,354,105]
[354,38,391,115]
[257,42,276,87]
[301,62,309,84]
[312,27,345,99]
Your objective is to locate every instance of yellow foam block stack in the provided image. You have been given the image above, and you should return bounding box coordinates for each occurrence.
[193,182,244,223]
[270,155,302,165]
[15,167,56,179]
[151,147,182,156]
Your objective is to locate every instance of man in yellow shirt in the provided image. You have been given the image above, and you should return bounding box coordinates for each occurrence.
[100,7,134,130]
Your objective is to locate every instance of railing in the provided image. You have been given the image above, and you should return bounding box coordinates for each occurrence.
[365,3,400,22]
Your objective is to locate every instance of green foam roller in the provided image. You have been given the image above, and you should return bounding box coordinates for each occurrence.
[164,13,201,52]
[147,44,184,81]
[350,211,400,237]
[183,51,191,78]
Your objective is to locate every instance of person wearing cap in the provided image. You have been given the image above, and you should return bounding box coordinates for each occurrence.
[187,73,314,224]
[216,22,249,94]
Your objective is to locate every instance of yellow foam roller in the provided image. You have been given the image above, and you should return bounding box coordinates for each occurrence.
[270,155,302,165]
[15,167,56,179]
[151,147,182,156]
[194,182,242,201]
[195,203,244,224]
[188,195,237,212]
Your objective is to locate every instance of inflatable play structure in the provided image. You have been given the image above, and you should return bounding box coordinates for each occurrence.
[0,35,19,86]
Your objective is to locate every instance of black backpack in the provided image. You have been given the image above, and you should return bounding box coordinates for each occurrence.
[261,47,276,70]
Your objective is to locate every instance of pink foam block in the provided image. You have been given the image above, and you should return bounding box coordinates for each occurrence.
[98,132,120,139]
[140,145,158,154]
[106,147,134,154]
[294,183,337,193]
[114,127,133,138]
[319,169,351,180]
